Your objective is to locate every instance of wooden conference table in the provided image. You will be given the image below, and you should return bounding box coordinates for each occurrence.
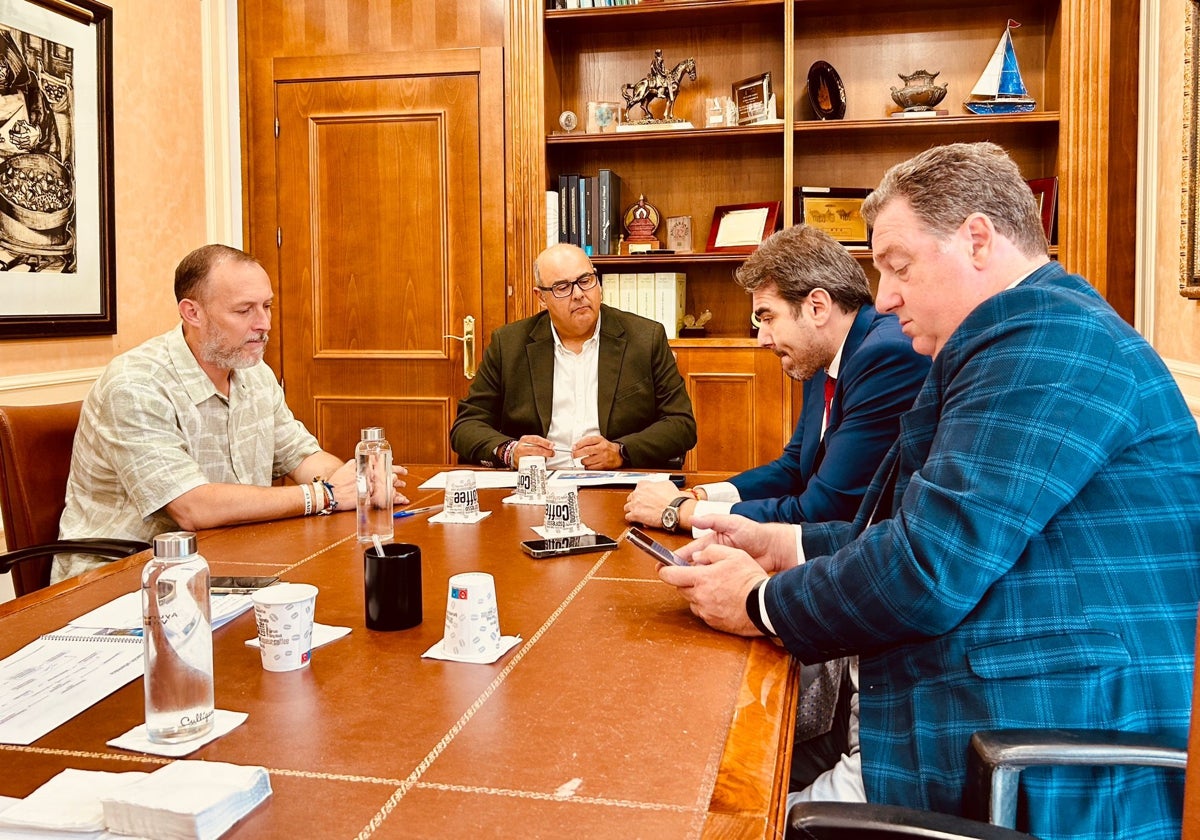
[0,468,798,839]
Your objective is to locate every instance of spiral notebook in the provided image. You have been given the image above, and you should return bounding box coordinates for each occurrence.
[0,629,143,745]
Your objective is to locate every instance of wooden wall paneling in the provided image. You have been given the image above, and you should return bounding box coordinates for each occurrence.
[676,345,789,474]
[316,397,453,465]
[506,0,544,326]
[1060,0,1113,294]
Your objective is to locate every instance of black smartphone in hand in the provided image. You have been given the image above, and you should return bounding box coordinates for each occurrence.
[521,534,619,559]
[627,527,689,566]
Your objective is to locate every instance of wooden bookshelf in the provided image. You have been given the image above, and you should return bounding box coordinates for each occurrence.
[508,0,1128,470]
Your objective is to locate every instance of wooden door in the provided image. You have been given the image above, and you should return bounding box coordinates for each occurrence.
[274,49,505,464]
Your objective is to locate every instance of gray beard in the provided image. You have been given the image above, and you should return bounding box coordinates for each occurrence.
[201,332,268,370]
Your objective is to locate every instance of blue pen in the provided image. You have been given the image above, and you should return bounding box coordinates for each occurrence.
[394,504,443,519]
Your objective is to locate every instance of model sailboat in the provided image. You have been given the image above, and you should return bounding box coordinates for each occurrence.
[964,20,1036,115]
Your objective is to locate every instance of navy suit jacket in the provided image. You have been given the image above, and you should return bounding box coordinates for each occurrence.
[767,263,1200,839]
[729,306,929,523]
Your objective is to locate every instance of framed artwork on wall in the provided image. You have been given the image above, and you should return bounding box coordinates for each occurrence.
[1182,0,1200,299]
[0,0,115,338]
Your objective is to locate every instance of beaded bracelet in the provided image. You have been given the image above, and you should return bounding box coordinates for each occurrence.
[316,479,337,515]
[498,439,519,469]
[300,482,313,516]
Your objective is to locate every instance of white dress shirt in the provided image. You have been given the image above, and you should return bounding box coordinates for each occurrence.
[544,314,602,468]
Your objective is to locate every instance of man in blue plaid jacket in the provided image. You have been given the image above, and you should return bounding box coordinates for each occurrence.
[660,142,1200,840]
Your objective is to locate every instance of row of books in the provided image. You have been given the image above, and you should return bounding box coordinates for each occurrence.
[552,0,647,8]
[600,271,686,340]
[547,169,624,256]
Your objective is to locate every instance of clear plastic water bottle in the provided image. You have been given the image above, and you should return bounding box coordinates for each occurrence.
[141,531,214,743]
[357,426,394,543]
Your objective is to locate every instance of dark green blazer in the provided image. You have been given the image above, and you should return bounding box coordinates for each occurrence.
[450,305,696,468]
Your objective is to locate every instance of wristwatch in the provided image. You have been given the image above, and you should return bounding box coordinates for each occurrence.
[661,496,689,533]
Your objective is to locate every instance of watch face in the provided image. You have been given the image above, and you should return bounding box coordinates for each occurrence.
[661,506,679,531]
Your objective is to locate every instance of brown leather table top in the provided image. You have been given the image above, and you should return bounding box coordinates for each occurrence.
[0,468,797,839]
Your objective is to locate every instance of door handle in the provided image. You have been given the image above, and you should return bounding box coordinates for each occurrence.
[444,315,476,380]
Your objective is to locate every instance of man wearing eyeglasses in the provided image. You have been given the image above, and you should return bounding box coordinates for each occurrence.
[451,243,696,470]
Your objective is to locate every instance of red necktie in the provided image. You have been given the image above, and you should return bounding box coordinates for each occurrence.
[823,375,836,431]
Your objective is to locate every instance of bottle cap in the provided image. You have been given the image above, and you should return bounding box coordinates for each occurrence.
[153,531,197,558]
[361,427,385,441]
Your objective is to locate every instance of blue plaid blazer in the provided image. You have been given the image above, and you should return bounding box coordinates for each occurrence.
[766,263,1200,839]
[729,305,929,523]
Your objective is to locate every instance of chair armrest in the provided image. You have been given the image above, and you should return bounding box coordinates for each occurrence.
[0,539,151,575]
[788,801,1037,839]
[966,728,1188,828]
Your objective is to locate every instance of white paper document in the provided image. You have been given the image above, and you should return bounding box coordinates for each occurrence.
[0,592,251,746]
[68,591,253,633]
[418,471,520,490]
[0,631,143,745]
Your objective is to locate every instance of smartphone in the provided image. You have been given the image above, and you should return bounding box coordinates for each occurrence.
[626,527,689,567]
[210,575,280,594]
[520,534,619,559]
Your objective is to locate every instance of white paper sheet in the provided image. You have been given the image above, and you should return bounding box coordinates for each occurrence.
[418,471,520,490]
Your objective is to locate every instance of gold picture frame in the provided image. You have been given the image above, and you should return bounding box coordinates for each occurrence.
[795,187,871,247]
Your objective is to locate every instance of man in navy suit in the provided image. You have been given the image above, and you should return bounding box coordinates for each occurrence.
[623,224,928,534]
[660,143,1200,840]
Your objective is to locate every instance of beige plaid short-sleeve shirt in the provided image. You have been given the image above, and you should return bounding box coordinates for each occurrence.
[54,325,320,581]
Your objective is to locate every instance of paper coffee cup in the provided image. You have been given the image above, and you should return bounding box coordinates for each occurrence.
[443,572,501,658]
[542,483,582,534]
[516,455,547,501]
[251,583,317,672]
[443,470,480,521]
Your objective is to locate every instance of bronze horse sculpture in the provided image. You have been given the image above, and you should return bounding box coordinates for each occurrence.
[622,57,696,122]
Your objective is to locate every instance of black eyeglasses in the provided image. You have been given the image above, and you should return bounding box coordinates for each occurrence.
[536,271,600,298]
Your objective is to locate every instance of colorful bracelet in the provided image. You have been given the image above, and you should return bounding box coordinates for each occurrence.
[498,439,519,469]
[316,479,337,515]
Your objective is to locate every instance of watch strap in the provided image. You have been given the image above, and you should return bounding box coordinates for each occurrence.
[745,579,775,637]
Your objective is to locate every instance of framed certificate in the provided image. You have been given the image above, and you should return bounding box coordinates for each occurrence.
[795,187,871,247]
[706,202,780,253]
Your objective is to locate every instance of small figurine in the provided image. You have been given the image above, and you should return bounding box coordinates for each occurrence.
[622,195,661,253]
[621,50,697,123]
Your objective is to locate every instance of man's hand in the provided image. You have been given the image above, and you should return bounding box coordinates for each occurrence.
[326,459,357,512]
[658,549,768,636]
[512,435,556,467]
[678,513,798,575]
[624,478,688,528]
[391,463,410,505]
[572,434,623,470]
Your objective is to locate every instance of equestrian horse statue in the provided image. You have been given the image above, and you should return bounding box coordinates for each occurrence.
[621,56,697,122]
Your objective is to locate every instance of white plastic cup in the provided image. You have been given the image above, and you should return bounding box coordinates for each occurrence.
[251,583,317,672]
[443,572,501,659]
[516,455,547,501]
[443,470,480,520]
[542,483,582,534]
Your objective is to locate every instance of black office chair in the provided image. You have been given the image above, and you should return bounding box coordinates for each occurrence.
[0,402,149,596]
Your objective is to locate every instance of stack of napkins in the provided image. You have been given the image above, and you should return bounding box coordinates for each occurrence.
[0,768,147,836]
[101,761,271,840]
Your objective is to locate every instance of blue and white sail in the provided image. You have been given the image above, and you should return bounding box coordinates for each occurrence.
[964,20,1036,115]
